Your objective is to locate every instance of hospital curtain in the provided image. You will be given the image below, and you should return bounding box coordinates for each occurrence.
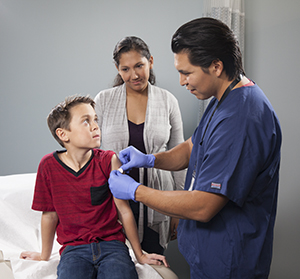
[198,0,245,121]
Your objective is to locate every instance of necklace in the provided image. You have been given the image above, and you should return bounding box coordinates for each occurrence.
[200,74,242,146]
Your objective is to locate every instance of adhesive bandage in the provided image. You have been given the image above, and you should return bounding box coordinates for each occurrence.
[117,168,124,174]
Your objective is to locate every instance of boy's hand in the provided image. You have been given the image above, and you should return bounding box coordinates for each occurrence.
[20,251,42,261]
[138,253,170,267]
[109,170,141,201]
[119,146,155,172]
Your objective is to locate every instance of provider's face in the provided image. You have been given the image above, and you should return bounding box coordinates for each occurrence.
[66,104,101,150]
[174,52,217,100]
[117,50,153,94]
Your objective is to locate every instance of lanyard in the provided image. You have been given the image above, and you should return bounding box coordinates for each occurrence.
[200,74,242,146]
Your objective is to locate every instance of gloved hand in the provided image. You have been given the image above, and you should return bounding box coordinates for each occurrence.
[108,170,141,201]
[119,146,155,172]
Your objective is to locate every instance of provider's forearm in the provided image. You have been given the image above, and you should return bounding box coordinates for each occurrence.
[41,212,58,261]
[135,185,228,223]
[154,137,192,171]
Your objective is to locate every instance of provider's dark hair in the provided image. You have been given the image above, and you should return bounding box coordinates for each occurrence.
[171,17,245,80]
[113,36,156,86]
[47,95,95,147]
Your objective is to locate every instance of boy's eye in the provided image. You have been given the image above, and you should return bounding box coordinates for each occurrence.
[83,119,89,125]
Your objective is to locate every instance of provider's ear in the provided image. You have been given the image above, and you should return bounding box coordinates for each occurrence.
[211,59,224,77]
[56,128,69,143]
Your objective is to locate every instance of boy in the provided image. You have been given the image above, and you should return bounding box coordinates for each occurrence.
[20,96,167,278]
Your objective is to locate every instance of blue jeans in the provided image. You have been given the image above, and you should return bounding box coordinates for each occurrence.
[57,240,138,279]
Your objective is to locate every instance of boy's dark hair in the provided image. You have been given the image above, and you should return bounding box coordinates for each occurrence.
[171,17,245,80]
[47,95,95,147]
[112,36,156,86]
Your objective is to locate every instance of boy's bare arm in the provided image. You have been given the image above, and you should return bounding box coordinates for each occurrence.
[111,154,143,259]
[111,153,122,171]
[114,197,168,266]
[41,211,58,260]
[110,154,169,266]
[20,211,58,261]
[113,198,142,259]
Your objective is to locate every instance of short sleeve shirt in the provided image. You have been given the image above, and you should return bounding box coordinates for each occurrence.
[32,149,125,254]
[178,84,281,278]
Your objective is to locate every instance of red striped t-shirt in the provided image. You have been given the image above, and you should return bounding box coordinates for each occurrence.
[32,149,125,254]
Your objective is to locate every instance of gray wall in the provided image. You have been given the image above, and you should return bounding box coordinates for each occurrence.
[1,0,300,278]
[0,0,201,176]
[244,1,300,278]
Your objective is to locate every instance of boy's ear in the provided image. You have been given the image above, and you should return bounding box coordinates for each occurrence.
[56,128,69,143]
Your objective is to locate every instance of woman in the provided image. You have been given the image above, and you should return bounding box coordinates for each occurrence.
[94,36,186,254]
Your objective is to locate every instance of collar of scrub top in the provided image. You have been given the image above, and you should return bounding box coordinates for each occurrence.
[200,74,243,146]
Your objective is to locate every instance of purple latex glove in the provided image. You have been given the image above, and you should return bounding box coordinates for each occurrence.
[108,170,141,201]
[119,146,155,172]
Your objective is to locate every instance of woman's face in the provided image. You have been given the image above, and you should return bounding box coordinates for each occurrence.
[116,50,153,94]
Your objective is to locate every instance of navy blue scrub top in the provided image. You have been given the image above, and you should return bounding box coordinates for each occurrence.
[178,83,282,278]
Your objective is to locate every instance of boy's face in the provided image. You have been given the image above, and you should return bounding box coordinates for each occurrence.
[65,103,101,150]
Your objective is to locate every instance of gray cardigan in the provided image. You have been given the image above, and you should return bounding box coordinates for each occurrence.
[94,83,186,249]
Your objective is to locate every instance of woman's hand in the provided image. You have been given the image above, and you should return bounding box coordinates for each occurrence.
[170,217,180,240]
[137,253,170,267]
